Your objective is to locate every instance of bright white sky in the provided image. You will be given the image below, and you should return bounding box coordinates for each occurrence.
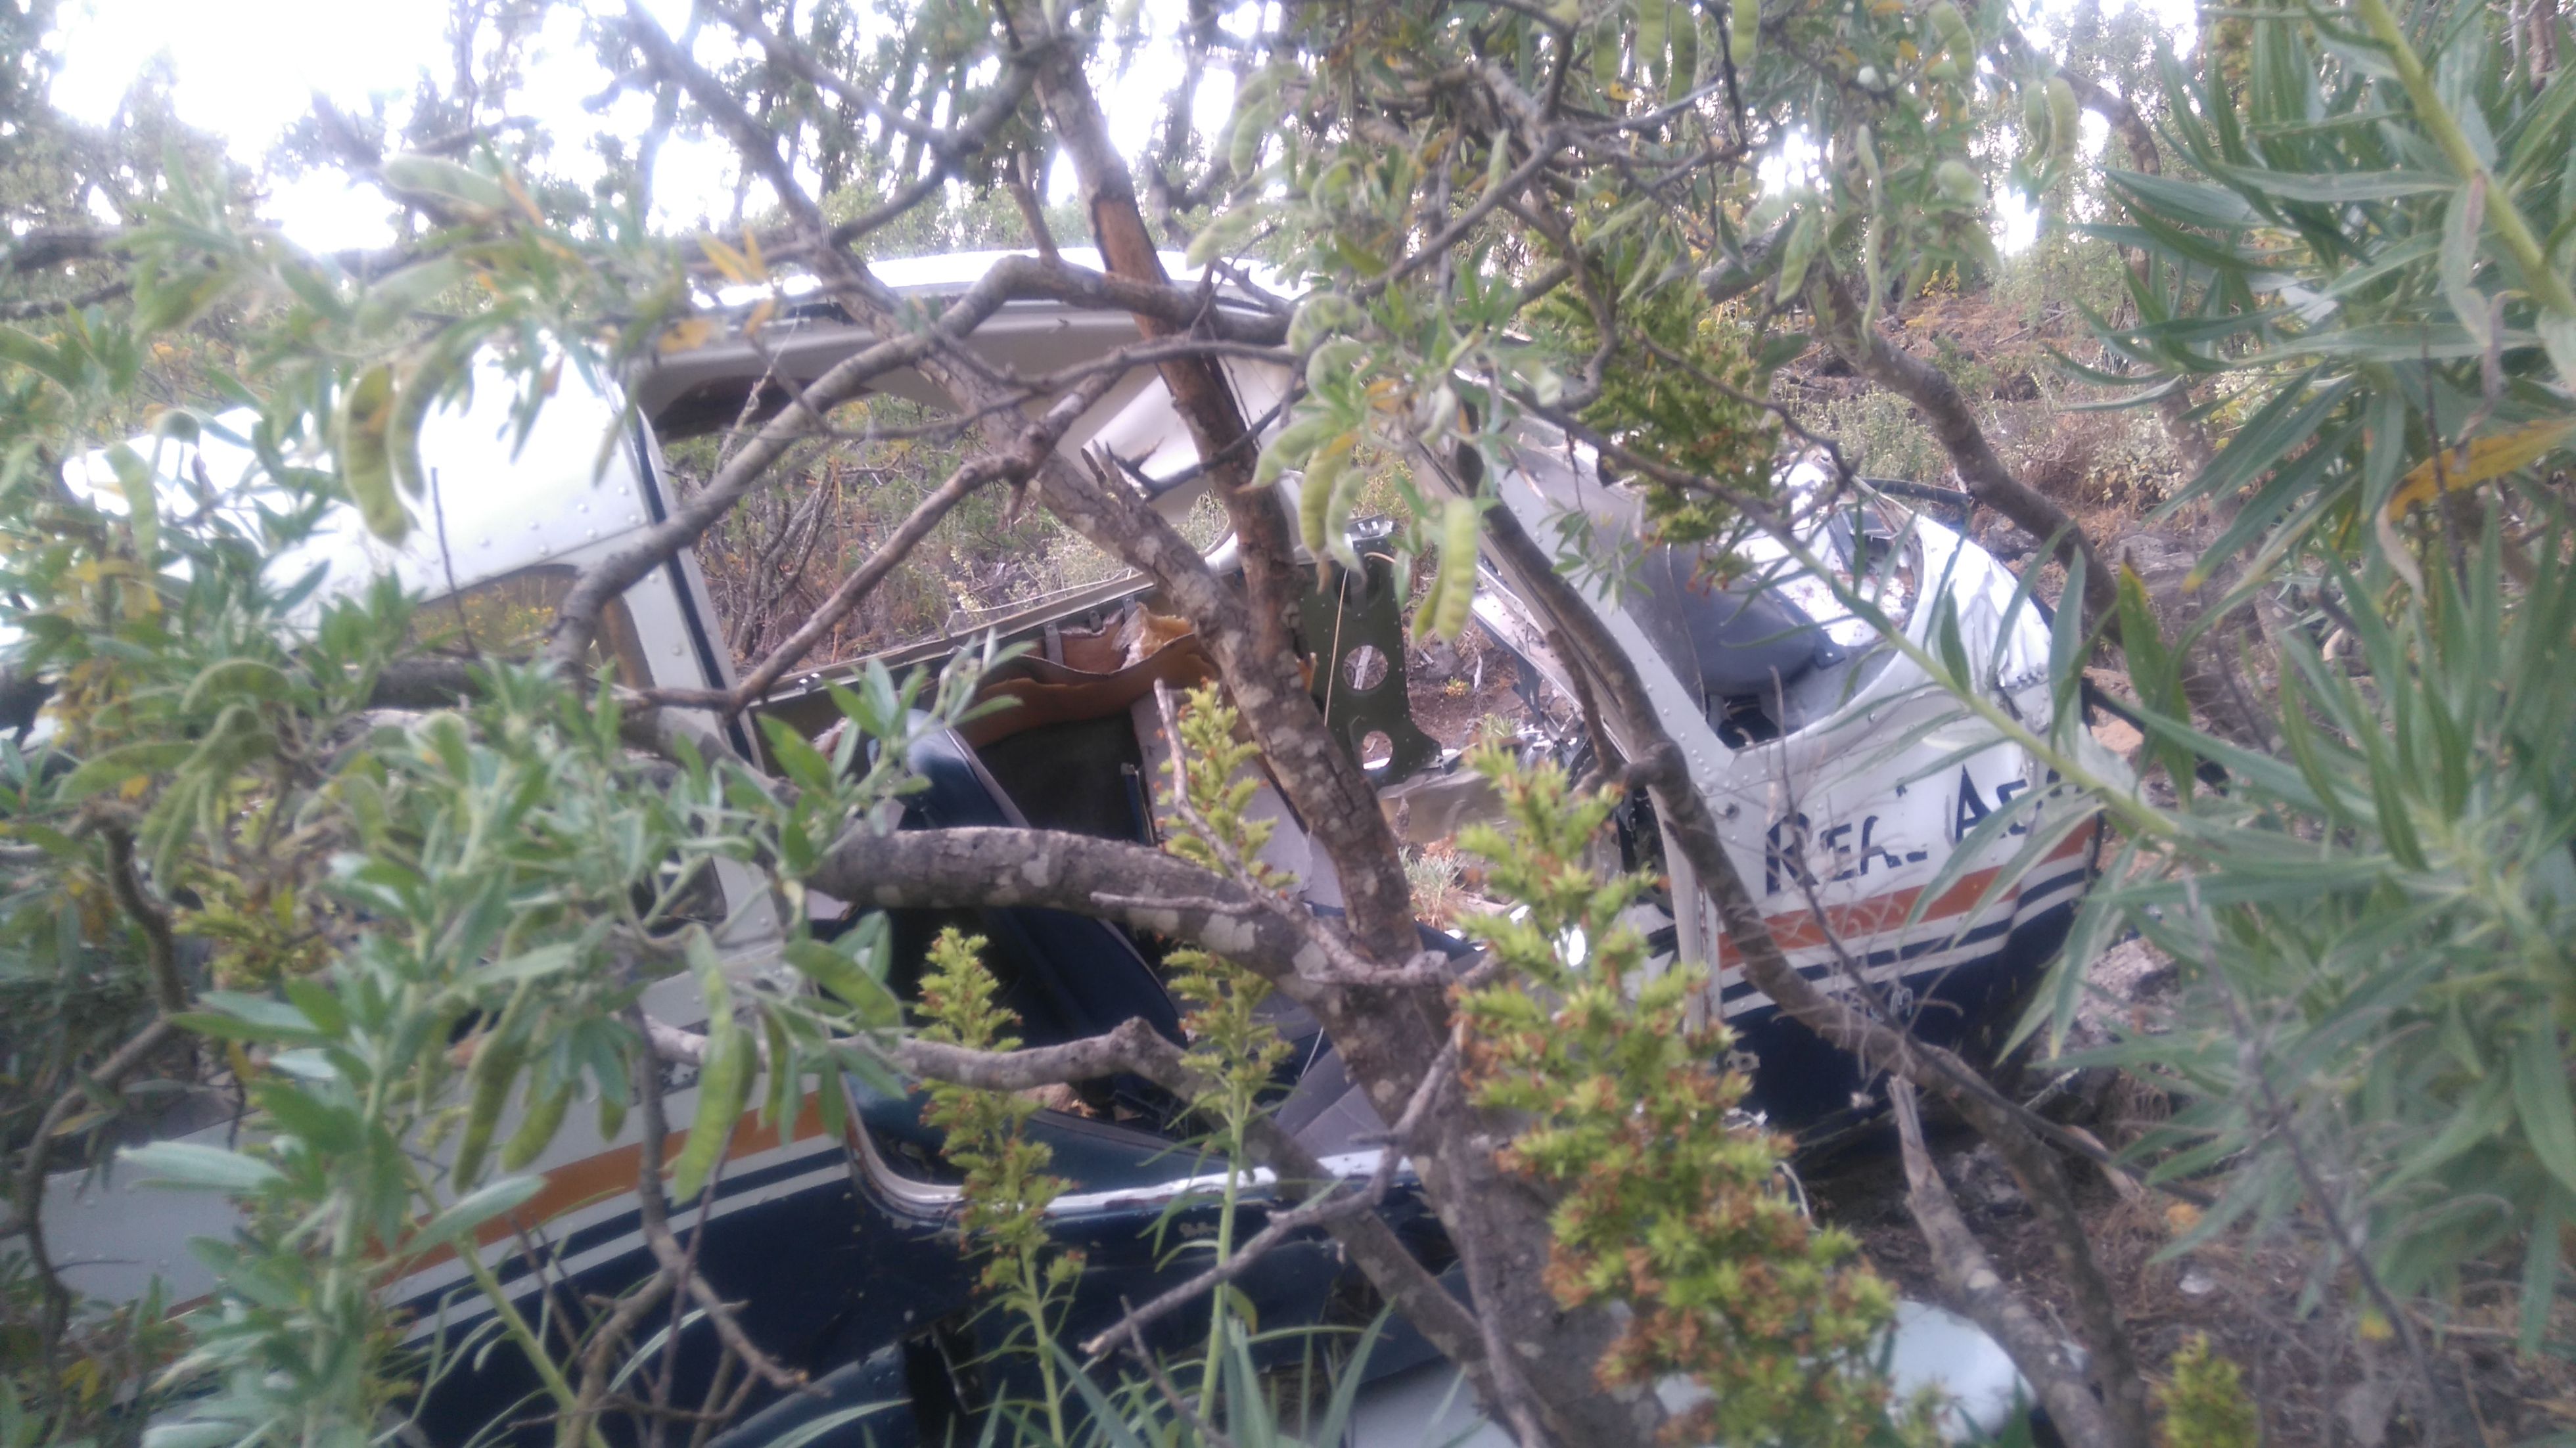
[41,0,2189,257]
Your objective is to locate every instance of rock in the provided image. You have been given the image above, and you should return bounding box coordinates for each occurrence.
[2090,715,2144,758]
[1946,1142,2028,1220]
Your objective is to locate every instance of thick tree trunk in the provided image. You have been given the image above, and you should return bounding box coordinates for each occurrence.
[995,30,1648,1445]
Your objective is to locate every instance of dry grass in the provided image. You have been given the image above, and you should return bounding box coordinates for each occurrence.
[669,399,1230,675]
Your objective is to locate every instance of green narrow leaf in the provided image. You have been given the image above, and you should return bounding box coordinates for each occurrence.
[141,1422,246,1448]
[671,935,748,1202]
[1666,3,1699,101]
[2522,1185,2567,1353]
[2356,714,2426,871]
[354,257,467,336]
[2114,567,2192,800]
[2539,313,2576,394]
[1775,208,1820,303]
[785,938,894,1018]
[415,1175,545,1244]
[2109,169,2262,228]
[758,713,837,794]
[57,740,196,801]
[250,1081,361,1154]
[180,658,294,714]
[2514,1025,2576,1197]
[2204,165,2453,202]
[107,443,158,559]
[755,1405,904,1448]
[336,363,406,542]
[2442,179,2491,349]
[121,1141,285,1194]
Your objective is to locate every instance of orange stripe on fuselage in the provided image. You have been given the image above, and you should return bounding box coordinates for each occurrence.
[1714,825,2094,966]
[164,1098,842,1323]
[394,1095,837,1284]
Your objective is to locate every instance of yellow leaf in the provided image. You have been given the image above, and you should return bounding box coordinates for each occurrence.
[500,170,544,226]
[49,1108,104,1137]
[745,297,778,338]
[741,228,767,281]
[60,1356,100,1406]
[2357,1306,2393,1342]
[658,316,718,355]
[2385,417,2576,519]
[699,235,756,286]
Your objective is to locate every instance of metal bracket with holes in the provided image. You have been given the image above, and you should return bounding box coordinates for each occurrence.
[1297,527,1443,782]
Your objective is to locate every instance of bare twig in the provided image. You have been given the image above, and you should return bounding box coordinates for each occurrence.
[1805,268,2119,631]
[0,281,133,321]
[1892,1080,2119,1447]
[98,826,186,1014]
[1473,486,2156,1448]
[1078,1037,1461,1361]
[715,366,1122,713]
[9,1016,178,1341]
[627,1034,807,1397]
[1544,627,1622,793]
[563,1260,680,1448]
[1122,1329,1238,1448]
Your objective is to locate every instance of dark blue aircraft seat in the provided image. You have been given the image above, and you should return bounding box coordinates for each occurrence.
[1623,546,1848,746]
[890,725,1185,1052]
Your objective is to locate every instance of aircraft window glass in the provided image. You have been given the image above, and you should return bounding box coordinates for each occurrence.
[657,396,1228,679]
[411,565,650,685]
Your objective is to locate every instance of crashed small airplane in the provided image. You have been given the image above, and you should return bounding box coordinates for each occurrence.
[29,250,2096,1443]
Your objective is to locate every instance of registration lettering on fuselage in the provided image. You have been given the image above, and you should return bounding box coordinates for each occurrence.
[1762,765,2031,895]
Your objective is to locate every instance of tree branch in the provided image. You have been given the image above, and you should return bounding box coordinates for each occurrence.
[1018,5,1420,961]
[1891,1081,2120,1448]
[714,366,1121,713]
[1475,484,2155,1448]
[1076,1036,1461,1361]
[0,281,133,321]
[1806,267,2119,630]
[99,826,185,1015]
[640,1013,1496,1389]
[10,1018,179,1343]
[804,826,1327,1002]
[3,229,123,275]
[628,1034,807,1397]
